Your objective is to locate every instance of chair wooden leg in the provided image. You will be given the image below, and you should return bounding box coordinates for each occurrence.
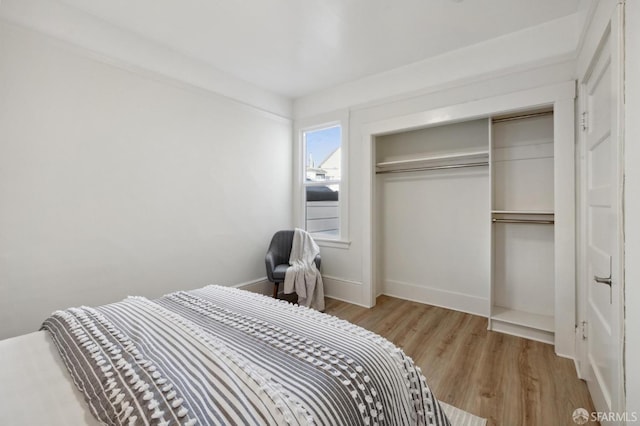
[273,282,279,299]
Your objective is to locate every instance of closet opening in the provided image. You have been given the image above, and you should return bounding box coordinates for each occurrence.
[373,119,491,316]
[363,80,575,357]
[489,107,556,344]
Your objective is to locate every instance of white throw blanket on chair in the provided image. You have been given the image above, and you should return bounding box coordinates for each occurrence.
[283,228,325,311]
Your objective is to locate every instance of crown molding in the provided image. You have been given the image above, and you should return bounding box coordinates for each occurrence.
[294,12,584,119]
[0,0,292,119]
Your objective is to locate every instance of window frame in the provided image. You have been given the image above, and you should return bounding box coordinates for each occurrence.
[294,111,350,248]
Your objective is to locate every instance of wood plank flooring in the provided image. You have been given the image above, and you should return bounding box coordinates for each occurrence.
[324,295,597,426]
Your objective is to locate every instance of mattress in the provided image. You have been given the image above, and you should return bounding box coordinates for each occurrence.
[0,331,100,425]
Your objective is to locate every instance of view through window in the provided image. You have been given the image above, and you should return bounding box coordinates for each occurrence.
[303,125,341,239]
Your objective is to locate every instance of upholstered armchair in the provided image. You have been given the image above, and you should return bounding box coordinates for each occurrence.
[265,230,321,298]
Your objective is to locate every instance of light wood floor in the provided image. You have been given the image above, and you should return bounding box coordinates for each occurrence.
[324,295,597,426]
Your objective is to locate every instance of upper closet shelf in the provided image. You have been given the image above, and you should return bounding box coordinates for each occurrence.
[492,210,554,215]
[376,150,489,174]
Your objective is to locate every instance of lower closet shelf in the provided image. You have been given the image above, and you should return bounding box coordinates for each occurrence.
[490,306,555,344]
[491,306,554,331]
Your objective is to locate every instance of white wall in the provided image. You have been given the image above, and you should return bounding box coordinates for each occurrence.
[0,0,292,118]
[624,0,639,415]
[295,58,576,306]
[0,23,293,339]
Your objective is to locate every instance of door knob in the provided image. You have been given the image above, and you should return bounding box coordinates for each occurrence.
[594,275,612,286]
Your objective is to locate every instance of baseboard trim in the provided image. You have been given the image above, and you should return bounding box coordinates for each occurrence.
[573,357,584,380]
[381,279,488,317]
[324,294,370,309]
[322,275,368,307]
[234,277,272,296]
[235,277,488,316]
[235,275,370,307]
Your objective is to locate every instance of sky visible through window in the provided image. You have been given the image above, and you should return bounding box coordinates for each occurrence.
[305,126,341,168]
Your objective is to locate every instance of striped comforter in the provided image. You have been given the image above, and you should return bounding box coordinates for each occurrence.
[42,285,450,426]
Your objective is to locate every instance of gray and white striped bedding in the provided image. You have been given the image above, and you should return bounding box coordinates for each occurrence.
[42,285,450,426]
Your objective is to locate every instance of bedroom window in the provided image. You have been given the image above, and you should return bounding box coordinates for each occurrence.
[302,124,342,240]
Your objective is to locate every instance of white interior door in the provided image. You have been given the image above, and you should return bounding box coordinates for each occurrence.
[581,5,624,420]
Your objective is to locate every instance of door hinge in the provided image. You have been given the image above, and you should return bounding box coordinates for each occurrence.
[580,111,588,131]
[580,321,588,340]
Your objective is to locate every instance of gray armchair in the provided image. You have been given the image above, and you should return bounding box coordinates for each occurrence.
[265,230,321,298]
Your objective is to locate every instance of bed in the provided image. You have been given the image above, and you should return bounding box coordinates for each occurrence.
[0,285,451,425]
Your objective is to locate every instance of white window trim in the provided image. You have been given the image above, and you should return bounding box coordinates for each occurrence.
[294,110,350,248]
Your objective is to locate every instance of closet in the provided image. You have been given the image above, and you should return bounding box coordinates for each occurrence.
[489,109,556,344]
[373,101,571,349]
[375,119,491,317]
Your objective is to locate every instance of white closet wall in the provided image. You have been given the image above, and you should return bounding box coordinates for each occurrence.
[492,114,555,211]
[375,120,490,315]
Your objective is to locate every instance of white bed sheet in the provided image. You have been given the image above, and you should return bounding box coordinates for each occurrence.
[0,331,100,425]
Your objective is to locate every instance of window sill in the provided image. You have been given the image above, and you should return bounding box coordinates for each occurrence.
[314,238,351,249]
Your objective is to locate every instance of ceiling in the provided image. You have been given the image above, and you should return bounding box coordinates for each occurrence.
[57,0,583,98]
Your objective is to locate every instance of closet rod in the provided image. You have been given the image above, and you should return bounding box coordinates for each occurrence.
[492,218,554,225]
[492,110,553,124]
[376,162,488,174]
